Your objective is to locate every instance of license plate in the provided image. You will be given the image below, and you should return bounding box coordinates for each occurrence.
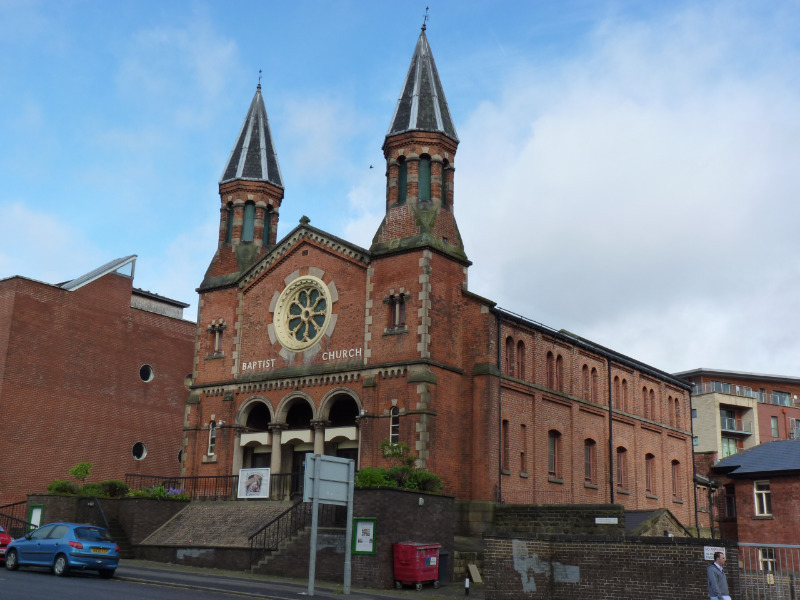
[91,548,109,554]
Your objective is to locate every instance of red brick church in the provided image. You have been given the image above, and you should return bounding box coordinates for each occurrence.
[183,28,694,525]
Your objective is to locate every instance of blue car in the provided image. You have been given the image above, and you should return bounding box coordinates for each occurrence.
[5,522,119,578]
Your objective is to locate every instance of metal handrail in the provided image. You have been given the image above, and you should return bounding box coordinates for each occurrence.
[720,417,752,433]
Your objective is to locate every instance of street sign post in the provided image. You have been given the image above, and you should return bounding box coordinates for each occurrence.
[303,454,355,596]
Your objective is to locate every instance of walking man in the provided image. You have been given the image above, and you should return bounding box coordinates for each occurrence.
[708,551,731,600]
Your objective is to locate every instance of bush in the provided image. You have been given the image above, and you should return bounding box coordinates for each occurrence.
[408,470,443,492]
[48,480,79,495]
[126,485,189,501]
[69,462,93,483]
[387,465,414,487]
[354,467,391,488]
[79,482,103,497]
[98,480,129,498]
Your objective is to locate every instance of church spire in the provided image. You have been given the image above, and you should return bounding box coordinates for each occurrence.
[372,30,466,262]
[200,84,285,291]
[385,29,458,145]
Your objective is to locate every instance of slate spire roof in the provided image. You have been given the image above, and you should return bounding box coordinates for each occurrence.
[386,28,459,143]
[220,84,284,188]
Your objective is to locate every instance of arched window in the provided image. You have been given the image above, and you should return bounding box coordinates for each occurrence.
[520,424,527,473]
[642,387,649,418]
[224,203,234,244]
[649,389,657,422]
[548,430,561,478]
[584,439,597,484]
[582,365,590,400]
[672,460,681,499]
[622,379,629,412]
[262,207,273,245]
[591,368,599,403]
[397,157,407,205]
[556,355,564,392]
[389,406,400,443]
[674,398,680,428]
[505,337,514,376]
[616,446,628,490]
[645,453,655,494]
[546,352,555,388]
[242,201,255,242]
[516,341,525,379]
[667,396,674,426]
[207,420,217,456]
[614,376,621,410]
[442,160,450,210]
[418,155,431,202]
[501,419,510,471]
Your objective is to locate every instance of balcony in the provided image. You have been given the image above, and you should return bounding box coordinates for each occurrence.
[693,382,759,399]
[720,416,752,435]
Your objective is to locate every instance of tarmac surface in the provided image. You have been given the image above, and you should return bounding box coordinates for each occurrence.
[116,559,485,600]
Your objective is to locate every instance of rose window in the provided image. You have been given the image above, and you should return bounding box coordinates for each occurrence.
[273,276,332,351]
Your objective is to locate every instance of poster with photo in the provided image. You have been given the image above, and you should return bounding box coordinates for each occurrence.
[238,467,270,499]
[352,518,376,555]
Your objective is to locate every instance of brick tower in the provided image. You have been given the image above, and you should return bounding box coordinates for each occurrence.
[201,84,284,290]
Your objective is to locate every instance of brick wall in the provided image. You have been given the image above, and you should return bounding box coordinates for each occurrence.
[485,532,738,600]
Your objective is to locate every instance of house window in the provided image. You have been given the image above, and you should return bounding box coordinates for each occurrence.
[645,454,656,494]
[501,420,509,471]
[773,391,791,406]
[674,398,680,427]
[389,406,400,443]
[692,408,697,418]
[208,421,217,455]
[642,387,649,418]
[616,447,627,490]
[242,201,255,242]
[584,439,597,483]
[754,481,772,516]
[720,408,737,431]
[505,337,514,376]
[721,437,740,457]
[516,341,525,380]
[418,155,431,202]
[614,376,621,410]
[546,352,555,388]
[263,207,273,245]
[671,460,680,499]
[771,416,779,437]
[591,368,599,403]
[724,484,736,518]
[520,424,527,473]
[760,547,776,572]
[548,430,561,478]
[397,157,407,204]
[649,389,657,421]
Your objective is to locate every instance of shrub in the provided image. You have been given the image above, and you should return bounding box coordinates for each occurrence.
[408,470,443,492]
[79,482,103,497]
[387,465,414,487]
[98,480,129,498]
[48,480,79,495]
[354,467,391,488]
[126,485,189,501]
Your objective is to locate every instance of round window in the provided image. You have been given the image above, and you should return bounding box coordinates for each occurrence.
[139,364,154,382]
[273,276,331,351]
[132,442,147,460]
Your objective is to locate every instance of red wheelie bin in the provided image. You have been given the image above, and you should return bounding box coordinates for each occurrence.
[393,542,441,591]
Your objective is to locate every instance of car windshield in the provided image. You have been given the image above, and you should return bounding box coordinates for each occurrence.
[74,527,113,542]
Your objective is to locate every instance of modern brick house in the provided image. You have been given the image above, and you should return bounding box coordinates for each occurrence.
[0,256,195,506]
[711,440,800,564]
[182,28,694,525]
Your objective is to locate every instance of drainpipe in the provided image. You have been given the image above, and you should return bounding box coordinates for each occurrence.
[607,358,614,505]
[497,316,503,503]
[689,389,701,536]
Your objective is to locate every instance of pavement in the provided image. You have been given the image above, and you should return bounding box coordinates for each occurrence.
[116,559,485,600]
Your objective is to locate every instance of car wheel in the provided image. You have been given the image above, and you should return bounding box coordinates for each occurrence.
[98,568,115,579]
[53,554,70,577]
[5,549,19,571]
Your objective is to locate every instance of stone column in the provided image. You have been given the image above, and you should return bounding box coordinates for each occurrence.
[268,424,286,473]
[310,420,329,455]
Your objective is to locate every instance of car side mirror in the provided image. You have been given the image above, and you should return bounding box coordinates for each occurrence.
[24,533,32,540]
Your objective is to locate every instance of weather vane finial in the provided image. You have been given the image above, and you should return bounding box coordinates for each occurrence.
[258,69,262,87]
[422,6,429,31]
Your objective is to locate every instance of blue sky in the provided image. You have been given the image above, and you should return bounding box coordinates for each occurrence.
[2,0,800,374]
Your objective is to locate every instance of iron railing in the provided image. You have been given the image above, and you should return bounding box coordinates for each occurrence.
[248,501,344,568]
[738,543,800,600]
[721,417,752,433]
[0,501,34,538]
[125,472,301,501]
